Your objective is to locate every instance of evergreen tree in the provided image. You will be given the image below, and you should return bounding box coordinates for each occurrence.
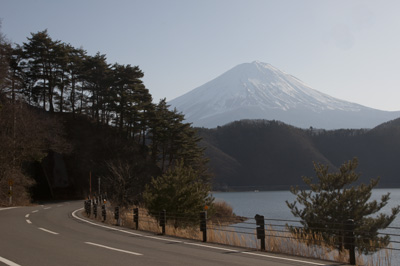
[149,99,207,174]
[0,24,10,96]
[53,42,70,113]
[65,45,86,115]
[110,63,145,132]
[81,52,111,122]
[143,159,213,228]
[22,30,61,112]
[6,45,26,103]
[286,158,400,254]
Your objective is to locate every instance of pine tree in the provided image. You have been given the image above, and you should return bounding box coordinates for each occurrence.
[0,26,9,96]
[143,159,213,228]
[110,63,145,132]
[65,45,86,115]
[149,99,207,174]
[23,30,61,112]
[81,52,111,122]
[286,158,400,254]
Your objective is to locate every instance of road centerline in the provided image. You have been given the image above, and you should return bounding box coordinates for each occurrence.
[0,207,18,211]
[85,242,143,256]
[0,256,21,266]
[38,227,59,235]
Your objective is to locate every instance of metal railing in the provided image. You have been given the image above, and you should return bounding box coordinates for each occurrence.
[83,200,400,265]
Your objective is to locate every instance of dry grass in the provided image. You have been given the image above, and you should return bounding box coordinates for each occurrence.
[210,201,246,224]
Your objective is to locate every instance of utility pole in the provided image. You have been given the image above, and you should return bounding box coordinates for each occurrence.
[89,171,92,198]
[98,177,100,196]
[8,179,13,206]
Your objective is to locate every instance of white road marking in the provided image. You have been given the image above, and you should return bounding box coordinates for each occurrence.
[0,207,18,211]
[145,235,182,243]
[184,242,239,253]
[25,214,29,218]
[43,207,52,210]
[0,256,21,266]
[57,205,63,207]
[72,209,143,237]
[72,208,330,266]
[38,227,59,235]
[26,220,32,224]
[32,210,38,213]
[242,252,326,266]
[85,242,143,256]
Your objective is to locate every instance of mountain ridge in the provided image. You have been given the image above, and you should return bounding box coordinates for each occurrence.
[170,61,400,129]
[198,118,400,191]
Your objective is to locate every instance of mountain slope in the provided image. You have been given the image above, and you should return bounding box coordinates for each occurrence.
[170,61,400,129]
[199,118,400,191]
[198,120,334,190]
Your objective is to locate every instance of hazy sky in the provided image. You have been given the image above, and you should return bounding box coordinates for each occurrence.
[1,0,400,111]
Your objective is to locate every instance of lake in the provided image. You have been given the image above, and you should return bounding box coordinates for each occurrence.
[213,189,400,224]
[213,189,400,264]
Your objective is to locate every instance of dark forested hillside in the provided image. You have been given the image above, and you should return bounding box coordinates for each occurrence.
[0,29,208,205]
[198,120,333,190]
[199,118,400,191]
[313,118,400,187]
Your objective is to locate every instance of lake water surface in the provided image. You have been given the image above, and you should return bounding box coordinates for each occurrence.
[213,189,400,226]
[213,189,400,264]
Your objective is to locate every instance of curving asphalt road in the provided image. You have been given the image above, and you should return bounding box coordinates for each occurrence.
[0,201,344,266]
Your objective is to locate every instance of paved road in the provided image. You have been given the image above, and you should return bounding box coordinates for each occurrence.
[0,201,344,266]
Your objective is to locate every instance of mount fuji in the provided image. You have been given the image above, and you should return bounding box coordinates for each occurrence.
[169,61,400,129]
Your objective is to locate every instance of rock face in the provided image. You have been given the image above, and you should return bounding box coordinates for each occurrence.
[169,61,400,129]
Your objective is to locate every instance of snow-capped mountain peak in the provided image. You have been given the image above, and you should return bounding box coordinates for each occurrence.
[169,61,400,129]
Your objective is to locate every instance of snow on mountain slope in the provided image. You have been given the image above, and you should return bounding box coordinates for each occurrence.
[169,61,400,129]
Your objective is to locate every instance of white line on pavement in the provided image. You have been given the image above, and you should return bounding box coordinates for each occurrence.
[43,207,52,210]
[32,210,38,213]
[72,209,143,237]
[26,219,32,224]
[85,242,143,256]
[38,227,59,235]
[72,209,182,243]
[72,208,329,266]
[0,256,21,266]
[0,207,18,211]
[242,252,326,266]
[184,242,239,253]
[25,214,29,218]
[145,235,182,243]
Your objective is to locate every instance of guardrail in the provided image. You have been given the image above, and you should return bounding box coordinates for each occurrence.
[83,200,400,265]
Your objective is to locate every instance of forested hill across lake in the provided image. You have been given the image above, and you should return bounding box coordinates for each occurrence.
[197,118,400,191]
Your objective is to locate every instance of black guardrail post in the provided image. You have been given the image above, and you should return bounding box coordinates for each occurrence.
[84,200,91,216]
[102,204,106,222]
[115,206,120,226]
[133,208,139,230]
[88,200,92,216]
[255,214,266,251]
[344,219,356,265]
[200,211,207,242]
[159,210,166,235]
[93,203,97,218]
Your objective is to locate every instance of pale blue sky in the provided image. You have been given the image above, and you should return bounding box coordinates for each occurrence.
[1,0,400,111]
